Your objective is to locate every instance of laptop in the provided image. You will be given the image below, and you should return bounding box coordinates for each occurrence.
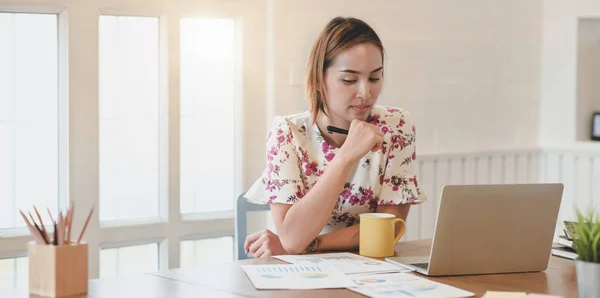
[386,183,564,276]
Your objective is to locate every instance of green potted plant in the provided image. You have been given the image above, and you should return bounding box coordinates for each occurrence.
[572,207,600,298]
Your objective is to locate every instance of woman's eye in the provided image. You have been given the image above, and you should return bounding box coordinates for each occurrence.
[369,77,381,82]
[343,79,357,83]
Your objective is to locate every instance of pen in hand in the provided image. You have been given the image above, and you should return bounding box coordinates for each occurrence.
[326,125,349,135]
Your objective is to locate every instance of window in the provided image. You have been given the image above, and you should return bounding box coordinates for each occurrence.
[0,4,243,283]
[0,257,28,290]
[99,15,161,221]
[0,13,60,229]
[180,18,237,214]
[100,243,159,278]
[180,236,234,268]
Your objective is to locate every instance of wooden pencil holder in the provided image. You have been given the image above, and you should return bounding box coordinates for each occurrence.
[28,242,89,297]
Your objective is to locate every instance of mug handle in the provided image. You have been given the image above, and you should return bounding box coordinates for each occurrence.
[393,218,406,243]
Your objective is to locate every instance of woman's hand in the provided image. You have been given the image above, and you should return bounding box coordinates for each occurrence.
[338,119,384,163]
[244,229,290,258]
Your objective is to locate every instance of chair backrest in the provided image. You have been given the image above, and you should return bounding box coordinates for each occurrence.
[235,193,270,260]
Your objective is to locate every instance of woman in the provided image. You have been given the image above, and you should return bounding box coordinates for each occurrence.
[243,16,427,258]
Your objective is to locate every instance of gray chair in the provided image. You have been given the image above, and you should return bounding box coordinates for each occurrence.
[235,193,270,260]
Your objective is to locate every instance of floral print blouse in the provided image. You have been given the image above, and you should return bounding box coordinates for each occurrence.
[244,105,427,234]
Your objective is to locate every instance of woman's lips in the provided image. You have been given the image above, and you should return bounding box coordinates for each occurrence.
[351,105,370,112]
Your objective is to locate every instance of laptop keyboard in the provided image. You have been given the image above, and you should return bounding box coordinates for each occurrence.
[412,263,429,270]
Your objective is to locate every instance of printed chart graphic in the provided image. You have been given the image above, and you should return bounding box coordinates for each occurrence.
[260,274,283,279]
[293,255,354,264]
[300,273,329,279]
[241,264,354,289]
[275,252,411,275]
[357,278,387,284]
[255,265,324,273]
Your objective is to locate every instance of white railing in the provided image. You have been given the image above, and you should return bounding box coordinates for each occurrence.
[403,147,600,242]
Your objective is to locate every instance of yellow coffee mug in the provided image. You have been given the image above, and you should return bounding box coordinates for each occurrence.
[359,213,406,258]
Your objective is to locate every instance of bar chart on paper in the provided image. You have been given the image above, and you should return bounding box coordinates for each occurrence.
[240,264,355,289]
[275,253,412,275]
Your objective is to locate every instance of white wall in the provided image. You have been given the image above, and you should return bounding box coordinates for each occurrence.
[540,0,600,147]
[267,0,543,155]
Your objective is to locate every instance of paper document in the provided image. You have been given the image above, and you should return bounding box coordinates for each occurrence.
[240,264,355,290]
[274,252,413,275]
[483,292,527,298]
[348,273,474,298]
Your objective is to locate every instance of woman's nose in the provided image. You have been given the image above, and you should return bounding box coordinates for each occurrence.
[357,80,371,99]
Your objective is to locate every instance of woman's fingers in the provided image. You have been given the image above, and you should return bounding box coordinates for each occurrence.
[244,231,262,253]
[371,140,383,152]
[371,133,384,152]
[253,244,269,259]
[341,120,388,161]
[248,235,265,254]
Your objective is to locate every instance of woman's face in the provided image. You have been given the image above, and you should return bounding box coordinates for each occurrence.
[323,43,383,124]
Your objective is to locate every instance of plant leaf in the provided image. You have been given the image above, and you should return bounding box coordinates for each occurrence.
[593,223,600,262]
[572,206,600,263]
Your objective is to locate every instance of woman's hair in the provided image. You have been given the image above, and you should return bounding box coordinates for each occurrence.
[305,17,384,121]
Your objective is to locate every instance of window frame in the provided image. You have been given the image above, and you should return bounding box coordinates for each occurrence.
[0,0,248,281]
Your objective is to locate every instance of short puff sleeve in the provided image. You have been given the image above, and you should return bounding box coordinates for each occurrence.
[244,117,305,204]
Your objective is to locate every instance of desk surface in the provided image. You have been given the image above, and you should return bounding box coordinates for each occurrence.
[150,239,579,298]
[2,273,240,298]
[2,239,578,297]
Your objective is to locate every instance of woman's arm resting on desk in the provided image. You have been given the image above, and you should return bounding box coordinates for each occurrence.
[245,154,353,256]
[315,204,410,252]
[244,154,355,257]
[245,204,411,258]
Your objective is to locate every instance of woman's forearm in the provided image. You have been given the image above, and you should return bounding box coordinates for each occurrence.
[314,221,407,252]
[275,155,353,254]
[315,224,361,252]
[315,206,410,253]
